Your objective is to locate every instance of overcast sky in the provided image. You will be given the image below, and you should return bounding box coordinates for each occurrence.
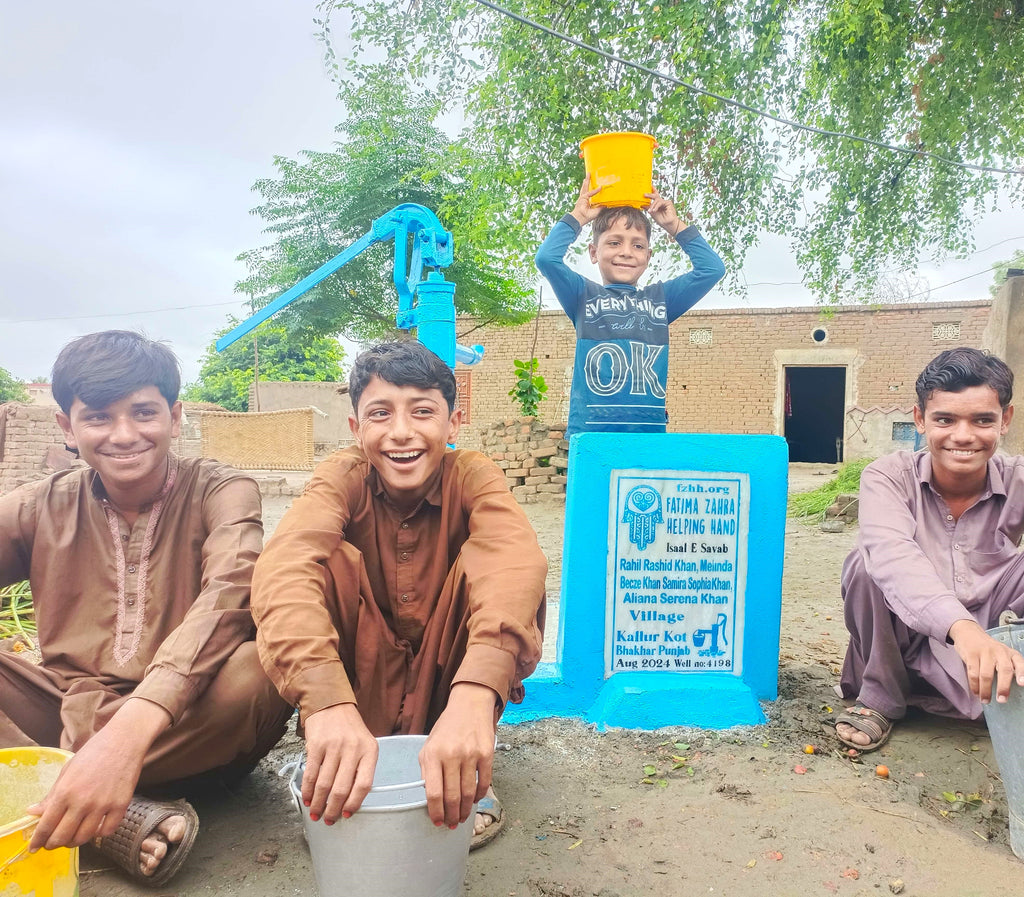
[2,1,1022,384]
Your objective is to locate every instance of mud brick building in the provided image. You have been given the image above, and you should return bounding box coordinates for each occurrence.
[452,275,1024,463]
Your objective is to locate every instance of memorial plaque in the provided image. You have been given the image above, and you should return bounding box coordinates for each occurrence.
[607,469,749,677]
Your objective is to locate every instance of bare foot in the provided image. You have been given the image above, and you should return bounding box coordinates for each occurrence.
[835,721,872,747]
[138,815,186,876]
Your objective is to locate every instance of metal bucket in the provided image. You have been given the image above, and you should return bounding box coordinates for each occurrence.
[983,616,1024,861]
[288,734,474,897]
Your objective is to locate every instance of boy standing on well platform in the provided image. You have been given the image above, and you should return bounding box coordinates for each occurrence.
[251,341,546,848]
[536,180,725,436]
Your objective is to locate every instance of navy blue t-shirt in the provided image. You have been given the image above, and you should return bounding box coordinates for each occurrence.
[536,214,725,437]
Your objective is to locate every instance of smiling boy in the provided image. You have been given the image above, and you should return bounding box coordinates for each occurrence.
[536,179,725,436]
[835,347,1024,752]
[251,340,547,849]
[0,331,291,886]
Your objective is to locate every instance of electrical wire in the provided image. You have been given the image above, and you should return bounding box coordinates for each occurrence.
[469,0,1024,178]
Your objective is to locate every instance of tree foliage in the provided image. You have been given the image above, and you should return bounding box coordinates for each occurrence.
[0,367,29,404]
[990,249,1024,296]
[182,319,346,412]
[319,0,1024,302]
[235,72,536,342]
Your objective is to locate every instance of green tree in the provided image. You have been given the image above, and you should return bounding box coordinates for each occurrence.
[183,319,346,412]
[990,249,1024,296]
[235,71,535,342]
[0,367,29,404]
[320,0,1024,302]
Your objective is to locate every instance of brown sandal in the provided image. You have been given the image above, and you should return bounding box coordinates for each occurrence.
[835,704,894,753]
[94,796,199,887]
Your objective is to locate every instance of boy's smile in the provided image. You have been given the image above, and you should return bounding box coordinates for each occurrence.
[589,218,652,286]
[349,375,461,512]
[913,385,1013,492]
[57,386,182,509]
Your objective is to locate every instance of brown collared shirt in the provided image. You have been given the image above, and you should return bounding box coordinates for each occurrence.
[0,455,263,724]
[251,447,547,722]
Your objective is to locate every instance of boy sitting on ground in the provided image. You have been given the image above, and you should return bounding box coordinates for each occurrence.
[0,331,292,885]
[836,347,1024,752]
[535,179,725,436]
[251,340,547,848]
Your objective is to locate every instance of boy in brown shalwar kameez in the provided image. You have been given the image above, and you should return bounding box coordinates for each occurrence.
[251,340,547,850]
[0,331,291,886]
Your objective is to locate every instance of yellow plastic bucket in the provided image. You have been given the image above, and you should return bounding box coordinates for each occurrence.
[0,747,78,897]
[580,132,657,209]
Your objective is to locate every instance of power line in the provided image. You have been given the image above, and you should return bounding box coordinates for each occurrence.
[0,299,243,325]
[742,234,1024,288]
[469,0,1023,178]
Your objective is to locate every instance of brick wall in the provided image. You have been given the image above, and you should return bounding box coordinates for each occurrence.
[0,403,80,494]
[457,299,992,457]
[479,418,568,503]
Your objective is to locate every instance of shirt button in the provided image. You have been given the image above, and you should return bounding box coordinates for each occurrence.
[127,565,137,573]
[400,552,408,561]
[956,575,964,582]
[946,515,953,521]
[401,522,409,529]
[127,597,135,606]
[121,534,128,541]
[401,594,409,603]
[953,544,960,550]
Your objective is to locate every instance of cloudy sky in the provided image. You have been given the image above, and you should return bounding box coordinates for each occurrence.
[2,1,1022,384]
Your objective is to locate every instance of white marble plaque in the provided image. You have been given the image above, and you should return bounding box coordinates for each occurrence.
[606,470,749,677]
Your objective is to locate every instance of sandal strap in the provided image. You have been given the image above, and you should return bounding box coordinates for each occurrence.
[836,705,892,744]
[95,797,198,887]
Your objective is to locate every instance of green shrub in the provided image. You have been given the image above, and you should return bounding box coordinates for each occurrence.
[788,458,872,521]
[509,358,547,417]
[0,581,35,642]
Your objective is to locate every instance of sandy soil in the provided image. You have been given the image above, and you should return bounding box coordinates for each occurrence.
[81,467,1024,896]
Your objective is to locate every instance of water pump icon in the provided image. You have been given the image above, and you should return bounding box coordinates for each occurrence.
[692,613,728,658]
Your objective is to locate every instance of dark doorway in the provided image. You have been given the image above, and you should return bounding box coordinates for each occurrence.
[784,366,846,462]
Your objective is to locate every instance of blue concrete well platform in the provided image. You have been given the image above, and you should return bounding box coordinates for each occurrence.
[504,432,788,731]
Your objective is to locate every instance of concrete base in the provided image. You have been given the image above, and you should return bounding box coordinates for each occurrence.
[507,670,765,730]
[504,432,787,731]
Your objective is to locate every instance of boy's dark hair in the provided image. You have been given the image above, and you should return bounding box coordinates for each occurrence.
[51,331,181,414]
[915,347,1013,411]
[591,206,651,241]
[349,341,456,413]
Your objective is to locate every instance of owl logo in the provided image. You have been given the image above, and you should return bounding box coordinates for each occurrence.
[622,485,662,551]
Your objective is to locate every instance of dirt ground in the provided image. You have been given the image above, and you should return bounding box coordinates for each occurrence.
[82,464,1024,897]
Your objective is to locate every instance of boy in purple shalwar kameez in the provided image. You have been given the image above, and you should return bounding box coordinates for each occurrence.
[836,347,1024,752]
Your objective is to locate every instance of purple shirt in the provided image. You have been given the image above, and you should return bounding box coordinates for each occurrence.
[857,450,1024,642]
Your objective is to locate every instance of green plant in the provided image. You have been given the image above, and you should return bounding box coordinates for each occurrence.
[0,581,35,642]
[509,358,547,417]
[788,458,872,521]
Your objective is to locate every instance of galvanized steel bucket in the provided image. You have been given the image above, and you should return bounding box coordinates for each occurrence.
[287,734,474,896]
[983,613,1024,861]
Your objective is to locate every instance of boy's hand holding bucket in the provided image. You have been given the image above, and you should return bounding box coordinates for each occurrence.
[571,178,603,227]
[645,190,687,238]
[418,682,498,829]
[301,703,380,824]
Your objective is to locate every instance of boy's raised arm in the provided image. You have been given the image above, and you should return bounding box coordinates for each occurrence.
[535,180,603,318]
[652,190,725,322]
